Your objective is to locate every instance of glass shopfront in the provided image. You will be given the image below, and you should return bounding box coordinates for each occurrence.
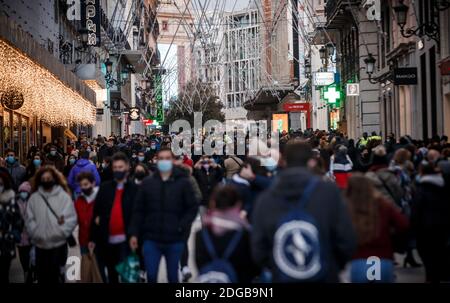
[1,108,32,163]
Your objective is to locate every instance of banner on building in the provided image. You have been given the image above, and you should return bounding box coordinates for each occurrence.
[81,0,101,46]
[313,72,335,86]
[129,107,140,121]
[283,102,310,112]
[110,98,121,116]
[393,68,418,85]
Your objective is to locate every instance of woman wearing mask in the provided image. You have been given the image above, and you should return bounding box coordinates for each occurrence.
[0,172,23,283]
[63,155,77,178]
[16,181,35,283]
[25,166,77,283]
[133,163,149,185]
[193,156,224,206]
[26,152,43,181]
[346,174,409,283]
[99,157,113,183]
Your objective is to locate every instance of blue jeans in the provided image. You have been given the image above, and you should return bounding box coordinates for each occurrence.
[350,258,394,283]
[142,240,184,283]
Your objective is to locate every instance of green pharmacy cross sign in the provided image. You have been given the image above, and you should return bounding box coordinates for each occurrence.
[323,85,342,105]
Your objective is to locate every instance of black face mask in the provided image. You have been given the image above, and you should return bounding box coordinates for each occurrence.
[81,187,93,196]
[134,171,146,180]
[113,171,127,181]
[41,180,55,190]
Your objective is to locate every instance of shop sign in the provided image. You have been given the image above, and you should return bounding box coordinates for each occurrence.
[346,83,360,96]
[393,68,418,85]
[283,103,310,112]
[313,72,335,86]
[81,0,101,46]
[129,107,140,121]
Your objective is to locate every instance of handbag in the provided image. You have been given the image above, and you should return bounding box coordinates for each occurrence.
[39,193,77,248]
[80,253,103,283]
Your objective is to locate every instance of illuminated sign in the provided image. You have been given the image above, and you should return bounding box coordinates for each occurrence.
[313,72,335,86]
[81,0,101,46]
[323,85,342,104]
[272,114,289,133]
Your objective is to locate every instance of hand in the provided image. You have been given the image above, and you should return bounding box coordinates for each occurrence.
[94,216,100,226]
[129,236,138,252]
[88,242,96,254]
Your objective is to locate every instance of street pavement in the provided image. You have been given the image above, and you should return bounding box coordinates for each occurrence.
[9,216,426,283]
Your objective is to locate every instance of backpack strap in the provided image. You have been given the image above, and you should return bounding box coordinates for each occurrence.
[298,177,320,208]
[201,228,218,259]
[222,229,243,260]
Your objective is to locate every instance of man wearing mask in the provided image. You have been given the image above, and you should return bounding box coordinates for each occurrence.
[90,152,138,283]
[193,156,223,206]
[67,151,101,195]
[45,145,65,172]
[128,148,199,283]
[4,149,26,191]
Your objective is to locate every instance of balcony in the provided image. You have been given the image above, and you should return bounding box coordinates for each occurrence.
[326,0,360,28]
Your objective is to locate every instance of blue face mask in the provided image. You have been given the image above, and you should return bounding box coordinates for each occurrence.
[50,151,57,156]
[138,156,145,162]
[33,159,42,167]
[157,160,173,173]
[263,157,278,172]
[19,192,29,200]
[6,156,15,164]
[69,158,76,165]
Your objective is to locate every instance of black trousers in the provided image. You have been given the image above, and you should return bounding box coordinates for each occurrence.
[0,256,12,283]
[36,244,68,283]
[96,242,128,283]
[417,235,450,283]
[17,245,34,283]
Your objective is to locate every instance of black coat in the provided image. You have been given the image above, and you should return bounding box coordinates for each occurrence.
[128,167,199,243]
[193,167,223,205]
[90,180,139,246]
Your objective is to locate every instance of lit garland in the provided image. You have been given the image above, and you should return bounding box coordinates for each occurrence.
[0,39,96,126]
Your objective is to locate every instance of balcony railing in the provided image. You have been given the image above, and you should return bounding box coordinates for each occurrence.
[326,0,359,20]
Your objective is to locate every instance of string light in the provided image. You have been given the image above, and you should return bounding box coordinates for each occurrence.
[0,39,96,126]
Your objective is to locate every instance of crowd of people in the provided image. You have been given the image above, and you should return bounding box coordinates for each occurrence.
[0,129,449,283]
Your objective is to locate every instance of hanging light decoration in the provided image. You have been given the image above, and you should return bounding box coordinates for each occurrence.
[0,39,96,126]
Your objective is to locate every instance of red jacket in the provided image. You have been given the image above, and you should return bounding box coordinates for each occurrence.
[353,197,409,260]
[75,196,95,247]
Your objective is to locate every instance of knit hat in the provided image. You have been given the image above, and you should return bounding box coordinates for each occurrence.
[371,145,388,166]
[18,181,32,193]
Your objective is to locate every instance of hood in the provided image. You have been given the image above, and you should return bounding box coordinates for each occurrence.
[38,184,64,197]
[75,158,91,168]
[271,167,315,200]
[0,189,15,204]
[419,174,445,187]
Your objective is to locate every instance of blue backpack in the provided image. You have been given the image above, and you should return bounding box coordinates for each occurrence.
[197,228,243,283]
[272,177,327,282]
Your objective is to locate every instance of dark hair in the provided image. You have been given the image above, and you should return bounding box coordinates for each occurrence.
[244,157,267,176]
[0,172,13,190]
[5,149,14,155]
[32,166,71,194]
[283,142,313,168]
[112,152,130,165]
[76,171,96,184]
[80,150,90,159]
[209,185,241,210]
[157,147,174,157]
[134,163,149,175]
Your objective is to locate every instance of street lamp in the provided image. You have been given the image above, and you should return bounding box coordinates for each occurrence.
[393,0,440,43]
[319,46,327,61]
[104,58,113,75]
[326,43,335,57]
[104,59,131,88]
[304,59,311,77]
[364,53,376,75]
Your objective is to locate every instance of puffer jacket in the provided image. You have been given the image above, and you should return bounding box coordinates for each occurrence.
[25,185,77,249]
[366,167,404,207]
[5,161,26,190]
[67,159,101,194]
[0,189,23,258]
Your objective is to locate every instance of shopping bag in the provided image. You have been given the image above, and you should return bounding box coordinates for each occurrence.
[115,253,140,283]
[80,253,103,283]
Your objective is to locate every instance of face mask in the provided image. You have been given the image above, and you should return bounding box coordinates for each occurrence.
[264,157,278,172]
[135,171,146,180]
[151,145,156,150]
[50,151,57,156]
[6,156,15,164]
[138,156,145,162]
[146,147,151,152]
[203,164,210,170]
[0,185,4,193]
[157,160,173,173]
[81,187,93,196]
[19,192,29,200]
[41,180,55,190]
[113,171,127,181]
[132,155,137,159]
[69,158,76,165]
[86,148,92,153]
[102,163,108,169]
[33,159,42,167]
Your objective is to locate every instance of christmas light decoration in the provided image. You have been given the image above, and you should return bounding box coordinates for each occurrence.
[0,39,96,126]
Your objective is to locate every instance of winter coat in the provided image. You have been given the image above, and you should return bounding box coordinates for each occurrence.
[0,189,23,258]
[251,167,357,282]
[90,180,138,247]
[128,167,199,243]
[44,153,65,172]
[25,185,77,249]
[329,154,353,190]
[5,161,26,190]
[366,167,404,206]
[193,166,223,205]
[67,159,101,194]
[74,187,98,247]
[97,145,118,164]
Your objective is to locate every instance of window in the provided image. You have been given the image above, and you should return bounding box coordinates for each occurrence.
[162,21,168,31]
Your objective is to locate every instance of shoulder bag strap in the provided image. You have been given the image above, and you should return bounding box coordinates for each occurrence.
[222,229,244,260]
[39,193,61,222]
[298,177,320,208]
[201,228,218,260]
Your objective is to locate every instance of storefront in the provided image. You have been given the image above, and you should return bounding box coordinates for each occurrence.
[0,15,96,162]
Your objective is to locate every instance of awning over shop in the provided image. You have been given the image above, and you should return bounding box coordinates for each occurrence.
[0,39,96,126]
